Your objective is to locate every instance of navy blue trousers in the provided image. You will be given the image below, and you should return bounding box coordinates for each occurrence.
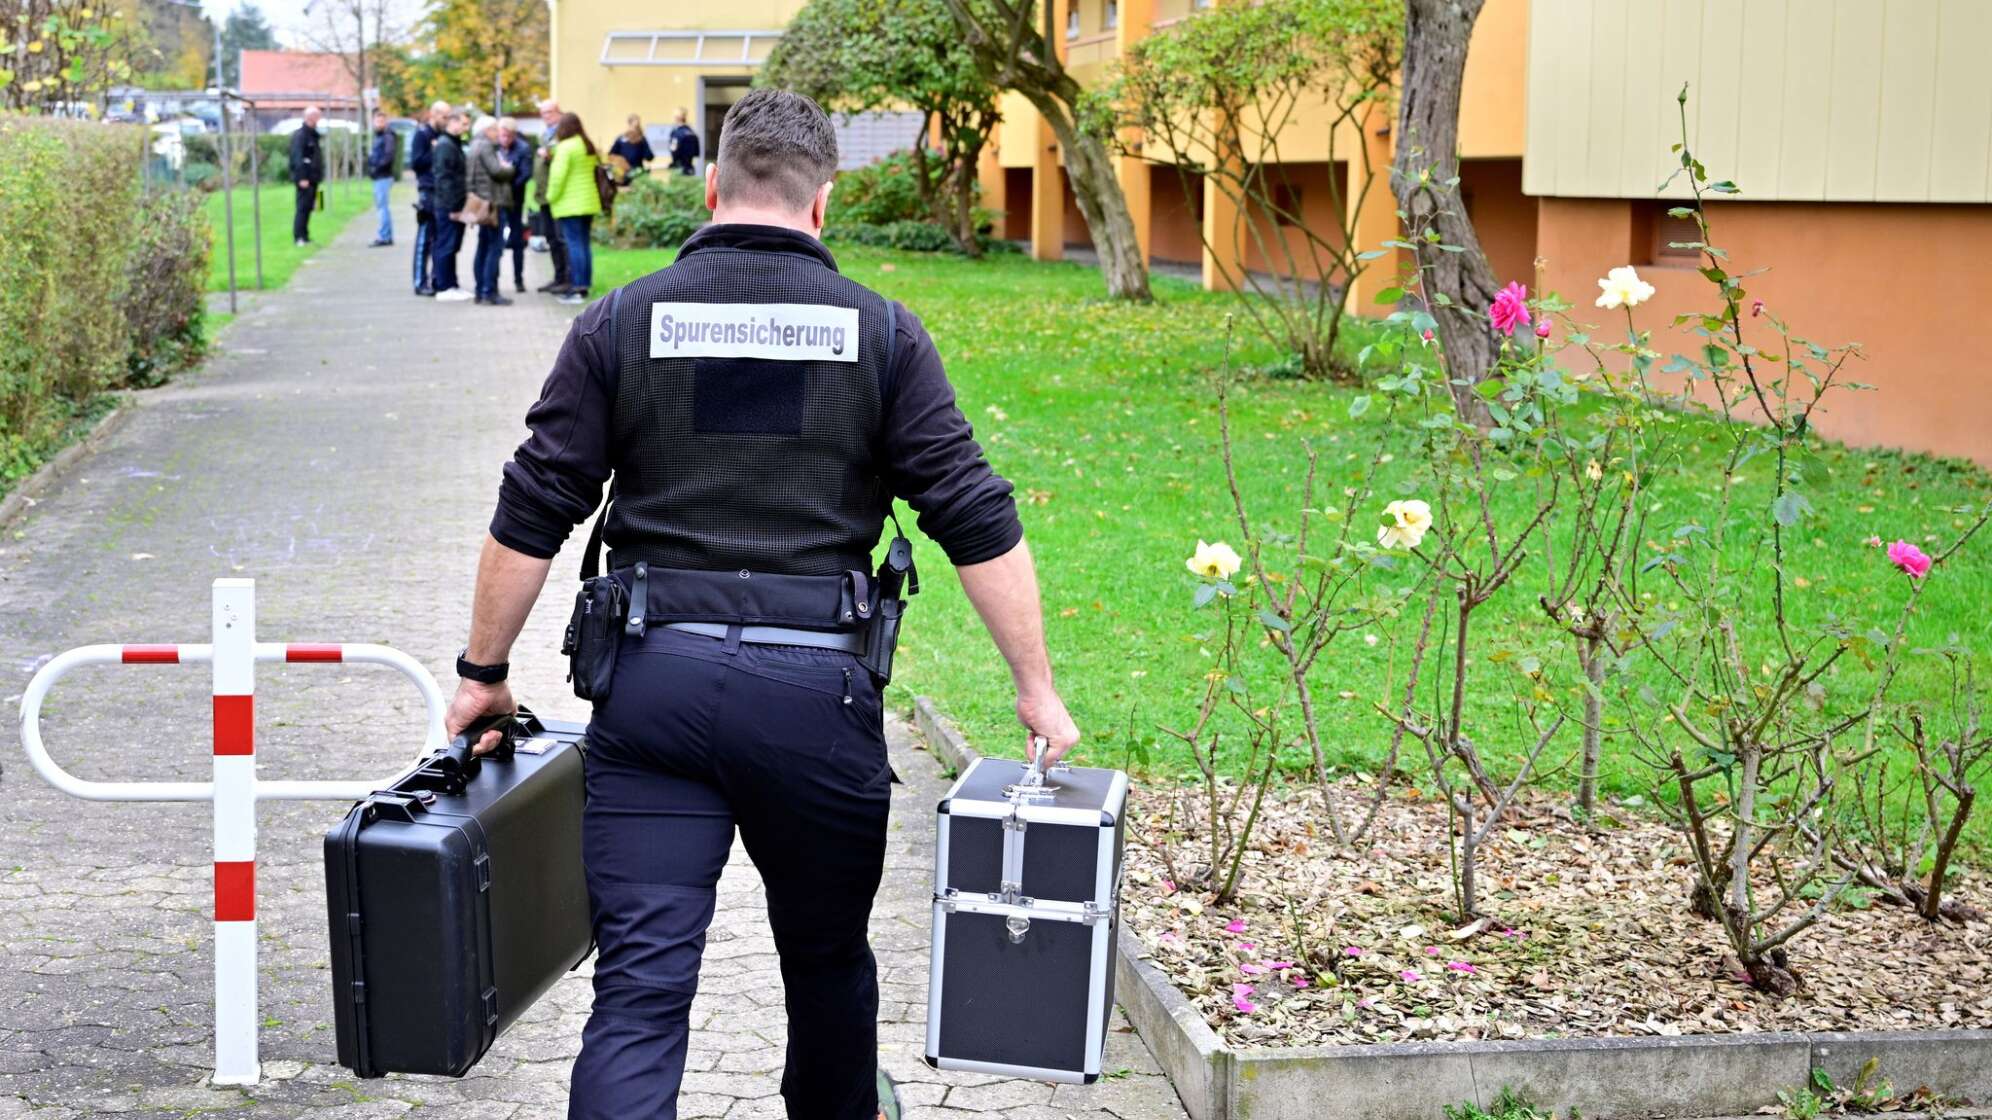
[569,626,893,1120]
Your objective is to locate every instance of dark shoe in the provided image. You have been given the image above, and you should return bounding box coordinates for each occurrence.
[369,239,392,247]
[414,286,435,297]
[514,277,526,293]
[538,280,569,293]
[484,296,513,307]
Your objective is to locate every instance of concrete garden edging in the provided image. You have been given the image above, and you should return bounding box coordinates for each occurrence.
[908,696,1992,1120]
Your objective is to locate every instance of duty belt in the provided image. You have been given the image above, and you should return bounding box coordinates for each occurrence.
[659,621,864,653]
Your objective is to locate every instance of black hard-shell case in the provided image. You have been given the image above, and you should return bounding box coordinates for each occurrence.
[324,709,592,1078]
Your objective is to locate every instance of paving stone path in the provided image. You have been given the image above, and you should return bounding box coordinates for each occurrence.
[0,195,1189,1120]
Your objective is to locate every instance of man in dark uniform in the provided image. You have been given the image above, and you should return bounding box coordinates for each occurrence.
[443,89,1079,1120]
[409,102,447,295]
[667,107,700,176]
[288,106,325,247]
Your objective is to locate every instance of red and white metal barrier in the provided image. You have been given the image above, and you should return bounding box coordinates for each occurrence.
[17,579,448,1086]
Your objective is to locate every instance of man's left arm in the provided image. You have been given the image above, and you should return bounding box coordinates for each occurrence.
[447,298,620,751]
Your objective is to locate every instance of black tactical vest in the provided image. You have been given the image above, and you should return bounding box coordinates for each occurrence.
[605,230,894,577]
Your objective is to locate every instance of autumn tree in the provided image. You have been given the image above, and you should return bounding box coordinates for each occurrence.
[763,0,1001,256]
[1391,0,1503,419]
[943,0,1152,301]
[1112,0,1399,378]
[0,0,142,113]
[134,0,215,90]
[422,0,547,114]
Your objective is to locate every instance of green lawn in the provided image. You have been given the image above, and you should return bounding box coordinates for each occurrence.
[591,243,1992,834]
[201,180,373,293]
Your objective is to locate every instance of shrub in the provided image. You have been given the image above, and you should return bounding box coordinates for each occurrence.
[824,219,958,253]
[120,190,212,389]
[827,150,933,227]
[600,173,709,249]
[0,116,211,486]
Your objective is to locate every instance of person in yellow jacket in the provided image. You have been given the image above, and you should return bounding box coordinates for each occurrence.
[546,113,604,306]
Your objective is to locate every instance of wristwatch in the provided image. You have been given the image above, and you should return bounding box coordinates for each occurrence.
[456,650,510,684]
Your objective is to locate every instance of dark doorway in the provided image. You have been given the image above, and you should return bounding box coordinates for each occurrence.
[701,78,751,166]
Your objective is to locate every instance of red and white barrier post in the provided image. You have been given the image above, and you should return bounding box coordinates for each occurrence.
[17,578,448,1086]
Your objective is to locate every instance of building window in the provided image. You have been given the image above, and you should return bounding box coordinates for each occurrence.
[1105,0,1118,29]
[1067,4,1081,38]
[1637,200,1703,266]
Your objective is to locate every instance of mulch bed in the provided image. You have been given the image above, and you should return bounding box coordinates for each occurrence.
[1120,777,1992,1049]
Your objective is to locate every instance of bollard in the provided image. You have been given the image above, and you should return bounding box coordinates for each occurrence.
[18,578,447,1086]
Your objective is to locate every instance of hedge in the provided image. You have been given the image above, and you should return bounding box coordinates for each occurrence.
[0,117,211,489]
[183,130,367,187]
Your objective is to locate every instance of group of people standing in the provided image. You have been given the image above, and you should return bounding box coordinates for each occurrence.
[394,99,606,307]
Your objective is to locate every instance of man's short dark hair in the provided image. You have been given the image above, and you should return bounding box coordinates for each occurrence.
[716,89,839,213]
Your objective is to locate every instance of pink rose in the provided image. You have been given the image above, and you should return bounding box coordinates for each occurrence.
[1534,318,1552,340]
[1488,281,1531,337]
[1887,539,1932,579]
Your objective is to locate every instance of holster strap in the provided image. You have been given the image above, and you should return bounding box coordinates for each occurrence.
[662,621,865,653]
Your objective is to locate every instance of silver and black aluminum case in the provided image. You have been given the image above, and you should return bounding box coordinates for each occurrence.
[926,756,1128,1083]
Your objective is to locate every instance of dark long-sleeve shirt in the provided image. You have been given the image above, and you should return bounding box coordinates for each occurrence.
[489,224,1023,569]
[410,124,437,190]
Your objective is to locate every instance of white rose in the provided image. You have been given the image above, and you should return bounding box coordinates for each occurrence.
[1186,539,1242,580]
[1376,499,1432,551]
[1595,265,1657,310]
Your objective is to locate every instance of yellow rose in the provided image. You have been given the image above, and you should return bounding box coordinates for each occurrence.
[1185,539,1242,580]
[1376,499,1432,551]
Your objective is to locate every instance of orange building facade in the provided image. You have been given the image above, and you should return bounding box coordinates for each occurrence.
[984,0,1992,465]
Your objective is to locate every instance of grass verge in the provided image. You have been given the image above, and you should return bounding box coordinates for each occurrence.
[590,242,1992,845]
[202,180,373,293]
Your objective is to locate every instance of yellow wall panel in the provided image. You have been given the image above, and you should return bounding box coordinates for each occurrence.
[1874,0,1938,201]
[1775,0,1832,199]
[1823,0,1884,198]
[1458,0,1529,158]
[1615,0,1667,195]
[1930,0,1992,199]
[1523,0,1990,202]
[1521,0,1571,194]
[1733,0,1788,197]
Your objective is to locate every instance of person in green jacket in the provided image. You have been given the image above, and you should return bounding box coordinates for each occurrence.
[546,113,603,306]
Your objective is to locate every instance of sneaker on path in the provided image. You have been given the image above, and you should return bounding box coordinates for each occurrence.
[435,289,474,303]
[558,291,586,305]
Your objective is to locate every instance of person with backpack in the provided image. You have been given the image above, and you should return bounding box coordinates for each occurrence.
[546,112,603,307]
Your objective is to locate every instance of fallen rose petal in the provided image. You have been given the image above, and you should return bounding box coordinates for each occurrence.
[1448,961,1477,974]
[1231,983,1255,998]
[1225,918,1248,934]
[1424,946,1441,957]
[1232,997,1257,1014]
[1400,969,1423,983]
[1239,941,1257,951]
[1240,963,1269,975]
[1291,976,1310,988]
[1269,960,1294,969]
[1343,946,1365,958]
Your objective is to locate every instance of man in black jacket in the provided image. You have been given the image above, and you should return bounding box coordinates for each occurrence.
[667,108,699,175]
[367,109,396,247]
[410,102,446,294]
[444,89,1078,1120]
[289,106,325,247]
[429,109,472,301]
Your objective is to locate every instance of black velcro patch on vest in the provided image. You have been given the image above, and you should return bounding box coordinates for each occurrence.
[692,358,805,435]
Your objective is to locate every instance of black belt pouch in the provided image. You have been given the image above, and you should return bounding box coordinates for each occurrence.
[561,576,625,702]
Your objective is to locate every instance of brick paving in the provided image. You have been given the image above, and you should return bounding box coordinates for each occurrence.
[0,194,1188,1119]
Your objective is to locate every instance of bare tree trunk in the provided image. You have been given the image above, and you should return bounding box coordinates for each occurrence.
[1030,92,1151,302]
[1577,635,1606,822]
[1393,0,1502,421]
